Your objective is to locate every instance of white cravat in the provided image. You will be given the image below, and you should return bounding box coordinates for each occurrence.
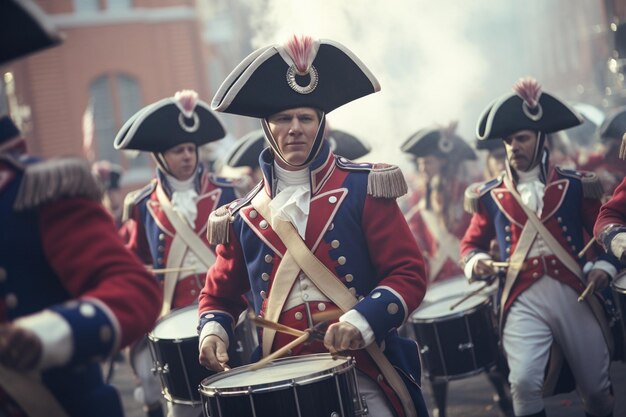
[516,165,545,216]
[268,163,311,239]
[167,174,198,227]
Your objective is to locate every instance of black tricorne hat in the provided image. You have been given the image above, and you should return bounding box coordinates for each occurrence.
[598,106,626,141]
[477,77,582,141]
[401,123,476,161]
[211,36,380,118]
[224,129,266,168]
[475,137,505,152]
[114,90,226,153]
[327,129,371,160]
[1,0,63,65]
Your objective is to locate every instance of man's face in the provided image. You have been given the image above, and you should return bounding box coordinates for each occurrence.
[163,142,197,180]
[267,107,320,170]
[416,155,444,179]
[503,130,538,172]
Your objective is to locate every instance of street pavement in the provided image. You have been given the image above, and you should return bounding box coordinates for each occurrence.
[109,353,626,417]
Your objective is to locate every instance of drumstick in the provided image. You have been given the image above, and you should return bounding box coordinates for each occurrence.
[148,266,198,274]
[248,314,306,338]
[311,309,343,323]
[449,282,491,311]
[248,332,311,371]
[578,281,595,303]
[486,261,510,268]
[578,238,596,259]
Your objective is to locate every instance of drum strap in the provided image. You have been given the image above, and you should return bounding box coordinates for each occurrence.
[0,366,69,417]
[502,176,613,353]
[251,191,418,417]
[156,185,215,316]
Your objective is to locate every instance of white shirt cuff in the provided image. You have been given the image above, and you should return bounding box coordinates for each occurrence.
[198,321,229,350]
[339,309,375,347]
[464,252,492,280]
[591,260,618,279]
[14,310,73,370]
[610,232,626,259]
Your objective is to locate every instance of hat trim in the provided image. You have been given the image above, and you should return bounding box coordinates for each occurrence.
[211,46,275,113]
[323,39,381,94]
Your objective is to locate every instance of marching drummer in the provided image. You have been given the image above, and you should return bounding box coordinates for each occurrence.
[115,91,247,417]
[461,77,618,417]
[198,35,429,417]
[595,175,626,264]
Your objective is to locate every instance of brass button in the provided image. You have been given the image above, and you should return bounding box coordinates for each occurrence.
[260,290,267,299]
[532,272,539,279]
[158,233,165,241]
[295,311,303,320]
[261,273,270,281]
[328,196,338,204]
[371,291,381,299]
[349,287,357,296]
[387,303,399,314]
[249,210,258,219]
[337,256,346,265]
[259,220,268,229]
[264,254,273,263]
[328,223,334,231]
[80,303,96,317]
[318,303,326,311]
[533,259,539,265]
[345,274,354,282]
[331,240,340,248]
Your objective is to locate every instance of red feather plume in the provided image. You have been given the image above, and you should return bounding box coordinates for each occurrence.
[513,77,542,108]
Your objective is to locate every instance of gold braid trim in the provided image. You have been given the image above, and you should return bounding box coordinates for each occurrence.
[464,183,481,214]
[366,163,408,198]
[581,172,604,200]
[207,205,232,245]
[14,158,103,211]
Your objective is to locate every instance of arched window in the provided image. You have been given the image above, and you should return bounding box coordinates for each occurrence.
[88,73,152,185]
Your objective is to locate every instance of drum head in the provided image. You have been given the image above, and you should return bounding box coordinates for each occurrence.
[201,354,350,394]
[151,304,199,340]
[412,292,488,321]
[424,276,495,304]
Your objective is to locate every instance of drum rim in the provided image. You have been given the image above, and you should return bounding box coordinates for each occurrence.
[149,304,199,341]
[410,295,492,323]
[612,275,626,293]
[199,353,354,396]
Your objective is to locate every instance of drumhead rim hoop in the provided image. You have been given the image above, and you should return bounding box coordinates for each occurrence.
[149,304,199,341]
[410,295,492,323]
[612,273,626,293]
[199,354,354,396]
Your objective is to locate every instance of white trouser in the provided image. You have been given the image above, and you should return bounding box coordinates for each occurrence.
[131,341,163,407]
[357,370,395,417]
[502,275,613,416]
[167,402,202,417]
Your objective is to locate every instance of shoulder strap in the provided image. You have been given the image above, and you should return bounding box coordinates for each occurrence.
[0,366,69,417]
[251,191,418,417]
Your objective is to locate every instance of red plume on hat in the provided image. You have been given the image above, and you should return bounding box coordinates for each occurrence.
[514,77,543,121]
[285,35,316,74]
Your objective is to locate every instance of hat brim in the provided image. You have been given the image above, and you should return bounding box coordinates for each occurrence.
[1,0,62,65]
[401,128,476,161]
[224,129,267,168]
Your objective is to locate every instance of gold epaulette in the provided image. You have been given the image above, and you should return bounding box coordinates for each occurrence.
[581,172,604,200]
[14,158,103,211]
[207,205,232,245]
[366,164,408,199]
[463,183,482,214]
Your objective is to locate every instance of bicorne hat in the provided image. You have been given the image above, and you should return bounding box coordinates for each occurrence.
[114,90,226,153]
[401,122,476,161]
[1,0,63,65]
[327,129,371,160]
[224,130,267,168]
[477,77,582,141]
[598,106,626,141]
[211,35,380,118]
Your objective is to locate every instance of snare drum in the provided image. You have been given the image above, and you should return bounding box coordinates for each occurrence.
[410,292,498,380]
[423,276,496,305]
[148,305,213,405]
[199,354,366,417]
